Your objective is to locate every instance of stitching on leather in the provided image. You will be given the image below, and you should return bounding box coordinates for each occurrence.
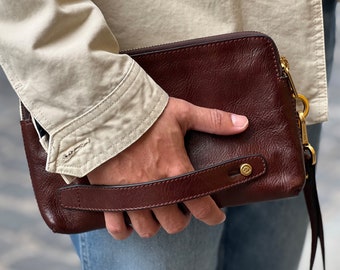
[134,36,280,78]
[77,190,81,208]
[65,155,264,191]
[61,155,267,211]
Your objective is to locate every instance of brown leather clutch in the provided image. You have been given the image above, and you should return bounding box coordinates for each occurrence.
[20,32,324,268]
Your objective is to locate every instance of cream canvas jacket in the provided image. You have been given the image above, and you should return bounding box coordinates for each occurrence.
[0,0,327,182]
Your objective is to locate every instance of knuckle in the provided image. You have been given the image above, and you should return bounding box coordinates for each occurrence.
[165,220,188,235]
[168,164,190,177]
[193,204,214,221]
[106,224,125,239]
[104,212,132,240]
[138,230,157,239]
[210,109,223,129]
[136,223,160,238]
[133,216,160,238]
[174,99,192,128]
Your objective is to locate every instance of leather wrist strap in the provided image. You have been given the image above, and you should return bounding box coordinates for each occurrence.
[59,155,266,211]
[59,152,325,269]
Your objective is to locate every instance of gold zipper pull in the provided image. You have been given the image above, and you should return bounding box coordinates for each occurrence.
[280,56,298,98]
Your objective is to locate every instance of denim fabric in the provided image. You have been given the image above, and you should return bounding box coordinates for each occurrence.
[71,1,336,269]
[71,219,224,270]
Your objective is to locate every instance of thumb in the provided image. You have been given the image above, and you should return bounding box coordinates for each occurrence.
[178,99,249,135]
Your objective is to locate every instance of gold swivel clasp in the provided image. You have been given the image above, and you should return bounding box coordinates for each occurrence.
[280,57,316,165]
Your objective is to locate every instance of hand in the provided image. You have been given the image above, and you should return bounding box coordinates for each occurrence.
[87,97,249,240]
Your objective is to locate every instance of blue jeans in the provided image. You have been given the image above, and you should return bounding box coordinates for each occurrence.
[71,1,336,269]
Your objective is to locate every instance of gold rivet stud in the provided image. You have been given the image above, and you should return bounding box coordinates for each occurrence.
[240,163,252,177]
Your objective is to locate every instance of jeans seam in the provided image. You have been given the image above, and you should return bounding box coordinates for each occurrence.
[80,233,90,270]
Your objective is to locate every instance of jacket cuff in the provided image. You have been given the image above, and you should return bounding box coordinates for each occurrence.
[45,61,169,178]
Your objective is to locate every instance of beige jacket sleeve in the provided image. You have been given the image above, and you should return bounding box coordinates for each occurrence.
[0,0,169,181]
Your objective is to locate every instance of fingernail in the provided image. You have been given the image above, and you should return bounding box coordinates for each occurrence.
[231,114,248,128]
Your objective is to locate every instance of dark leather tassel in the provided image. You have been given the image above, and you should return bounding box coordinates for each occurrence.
[304,149,325,270]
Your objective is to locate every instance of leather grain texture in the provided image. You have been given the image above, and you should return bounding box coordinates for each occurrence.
[20,32,306,234]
